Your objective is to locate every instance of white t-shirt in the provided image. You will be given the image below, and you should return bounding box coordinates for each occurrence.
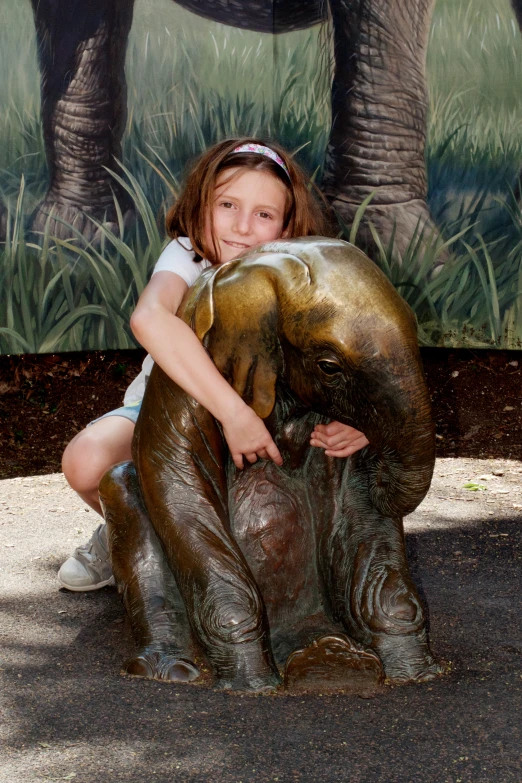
[123,238,211,406]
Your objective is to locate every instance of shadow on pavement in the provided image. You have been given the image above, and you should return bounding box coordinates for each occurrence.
[1,512,521,783]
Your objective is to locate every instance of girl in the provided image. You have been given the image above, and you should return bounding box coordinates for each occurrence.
[58,137,369,591]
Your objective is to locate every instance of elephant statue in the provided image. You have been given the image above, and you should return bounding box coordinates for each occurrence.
[20,0,466,262]
[99,237,443,693]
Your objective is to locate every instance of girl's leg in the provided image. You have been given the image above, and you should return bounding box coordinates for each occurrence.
[59,416,135,591]
[62,416,135,515]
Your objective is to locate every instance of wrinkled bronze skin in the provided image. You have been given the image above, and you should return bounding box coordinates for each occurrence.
[100,238,443,693]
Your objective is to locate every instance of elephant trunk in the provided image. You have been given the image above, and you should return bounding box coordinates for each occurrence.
[352,353,435,519]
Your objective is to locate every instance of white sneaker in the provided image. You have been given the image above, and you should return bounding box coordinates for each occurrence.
[58,523,115,591]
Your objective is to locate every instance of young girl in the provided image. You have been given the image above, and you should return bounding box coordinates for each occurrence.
[58,137,369,591]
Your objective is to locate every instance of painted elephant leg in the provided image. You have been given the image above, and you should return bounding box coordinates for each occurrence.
[133,394,281,692]
[509,0,522,204]
[319,471,442,682]
[99,461,199,682]
[324,0,445,269]
[29,0,134,241]
[512,0,522,52]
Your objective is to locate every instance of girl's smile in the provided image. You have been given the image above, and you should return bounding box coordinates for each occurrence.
[206,168,289,263]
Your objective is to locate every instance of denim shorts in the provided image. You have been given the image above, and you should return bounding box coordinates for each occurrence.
[88,400,142,427]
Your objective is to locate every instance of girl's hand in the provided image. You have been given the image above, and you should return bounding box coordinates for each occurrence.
[310,421,369,458]
[220,405,283,470]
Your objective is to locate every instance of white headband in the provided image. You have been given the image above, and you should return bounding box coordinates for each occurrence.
[232,143,290,178]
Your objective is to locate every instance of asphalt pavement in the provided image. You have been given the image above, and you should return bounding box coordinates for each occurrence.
[1,457,521,783]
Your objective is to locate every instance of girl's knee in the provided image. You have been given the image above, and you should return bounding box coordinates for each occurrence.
[62,419,134,494]
[62,428,113,493]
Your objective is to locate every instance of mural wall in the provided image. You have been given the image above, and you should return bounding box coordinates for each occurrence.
[1,0,522,354]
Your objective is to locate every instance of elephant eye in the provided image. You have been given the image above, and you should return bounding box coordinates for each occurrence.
[318,360,342,376]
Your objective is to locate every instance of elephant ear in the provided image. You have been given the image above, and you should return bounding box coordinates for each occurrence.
[189,253,310,419]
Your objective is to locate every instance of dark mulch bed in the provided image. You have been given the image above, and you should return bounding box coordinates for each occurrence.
[0,348,521,479]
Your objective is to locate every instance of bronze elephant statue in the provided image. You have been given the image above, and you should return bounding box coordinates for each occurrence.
[100,237,442,693]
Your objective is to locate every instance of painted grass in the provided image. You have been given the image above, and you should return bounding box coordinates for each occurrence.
[121,0,331,218]
[427,0,522,233]
[1,0,522,351]
[428,0,522,169]
[0,2,45,207]
[3,171,522,354]
[0,186,132,354]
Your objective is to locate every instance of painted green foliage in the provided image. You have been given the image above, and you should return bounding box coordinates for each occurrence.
[1,0,522,353]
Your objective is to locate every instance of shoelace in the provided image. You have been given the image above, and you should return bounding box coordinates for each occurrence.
[75,534,105,561]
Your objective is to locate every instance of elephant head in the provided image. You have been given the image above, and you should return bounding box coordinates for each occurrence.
[180,236,435,519]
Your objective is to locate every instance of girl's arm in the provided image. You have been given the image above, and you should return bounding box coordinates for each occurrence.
[130,272,283,469]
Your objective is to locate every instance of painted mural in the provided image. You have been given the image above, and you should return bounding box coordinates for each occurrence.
[1,0,522,354]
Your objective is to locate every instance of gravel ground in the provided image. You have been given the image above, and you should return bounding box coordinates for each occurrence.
[1,458,521,783]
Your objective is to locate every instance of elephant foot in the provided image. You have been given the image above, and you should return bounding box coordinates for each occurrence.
[372,631,445,684]
[123,648,200,684]
[213,640,282,693]
[30,199,135,244]
[332,197,448,273]
[0,204,6,242]
[284,634,384,696]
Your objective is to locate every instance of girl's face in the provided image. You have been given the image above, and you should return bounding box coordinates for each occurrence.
[206,168,289,263]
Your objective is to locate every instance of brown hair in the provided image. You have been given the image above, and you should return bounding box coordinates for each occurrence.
[165,136,332,263]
